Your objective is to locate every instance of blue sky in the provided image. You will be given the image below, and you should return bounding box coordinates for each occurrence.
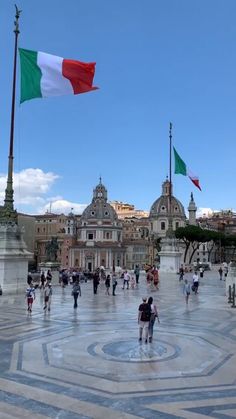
[0,0,236,215]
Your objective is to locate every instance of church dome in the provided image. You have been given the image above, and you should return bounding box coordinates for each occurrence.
[149,179,185,218]
[80,179,118,223]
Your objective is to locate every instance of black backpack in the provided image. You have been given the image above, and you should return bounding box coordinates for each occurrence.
[141,304,151,322]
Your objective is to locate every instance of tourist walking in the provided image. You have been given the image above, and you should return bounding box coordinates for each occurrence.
[183,279,191,304]
[40,271,46,289]
[223,263,228,280]
[153,267,159,289]
[25,283,36,312]
[112,273,117,295]
[105,274,111,295]
[27,273,33,286]
[93,271,100,294]
[147,296,159,342]
[122,271,131,289]
[134,265,140,284]
[71,279,81,308]
[218,267,223,281]
[46,269,52,283]
[179,265,184,281]
[138,297,151,343]
[43,283,52,311]
[130,275,135,289]
[146,269,154,288]
[199,266,204,278]
[192,271,199,294]
[62,270,69,287]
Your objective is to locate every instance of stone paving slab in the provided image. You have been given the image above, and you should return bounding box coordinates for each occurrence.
[0,271,235,418]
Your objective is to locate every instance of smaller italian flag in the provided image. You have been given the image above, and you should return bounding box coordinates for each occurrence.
[19,48,98,103]
[173,147,202,191]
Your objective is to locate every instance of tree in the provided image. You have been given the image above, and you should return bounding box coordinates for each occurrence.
[175,226,214,264]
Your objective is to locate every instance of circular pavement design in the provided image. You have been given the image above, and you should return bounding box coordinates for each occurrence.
[88,338,179,363]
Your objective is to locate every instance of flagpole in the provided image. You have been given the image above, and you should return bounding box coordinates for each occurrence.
[168,122,173,234]
[3,5,21,221]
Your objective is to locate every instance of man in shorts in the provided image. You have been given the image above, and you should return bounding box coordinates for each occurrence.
[138,297,151,343]
[25,283,36,312]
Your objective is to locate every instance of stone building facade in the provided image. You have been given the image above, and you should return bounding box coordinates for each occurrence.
[34,212,79,268]
[122,217,150,269]
[69,180,125,271]
[110,201,149,219]
[149,179,186,237]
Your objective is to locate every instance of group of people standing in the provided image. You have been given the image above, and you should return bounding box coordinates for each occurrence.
[146,266,159,290]
[138,296,160,343]
[182,271,199,304]
[93,270,118,296]
[26,278,52,313]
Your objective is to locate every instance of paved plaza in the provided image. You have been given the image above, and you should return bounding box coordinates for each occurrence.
[0,271,235,418]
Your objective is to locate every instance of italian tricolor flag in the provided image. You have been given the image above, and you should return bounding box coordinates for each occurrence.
[19,48,98,103]
[173,147,202,191]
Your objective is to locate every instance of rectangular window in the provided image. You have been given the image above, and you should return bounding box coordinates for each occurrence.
[161,222,165,230]
[88,233,94,240]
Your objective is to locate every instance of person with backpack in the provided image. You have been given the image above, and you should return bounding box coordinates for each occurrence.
[25,283,36,312]
[138,297,151,343]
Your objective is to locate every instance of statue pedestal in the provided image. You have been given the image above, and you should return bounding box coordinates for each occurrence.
[0,224,33,294]
[39,261,60,283]
[159,236,182,274]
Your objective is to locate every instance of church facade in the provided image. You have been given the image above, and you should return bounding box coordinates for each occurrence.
[69,180,126,271]
[149,179,187,237]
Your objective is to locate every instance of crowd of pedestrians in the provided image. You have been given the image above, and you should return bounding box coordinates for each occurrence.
[25,262,224,344]
[25,265,149,310]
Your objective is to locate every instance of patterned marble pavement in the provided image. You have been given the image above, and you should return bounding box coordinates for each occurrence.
[0,271,236,418]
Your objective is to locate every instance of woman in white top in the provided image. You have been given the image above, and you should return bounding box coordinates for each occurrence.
[147,296,159,342]
[192,272,199,294]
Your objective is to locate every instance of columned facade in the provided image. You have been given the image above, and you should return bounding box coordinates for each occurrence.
[69,180,125,271]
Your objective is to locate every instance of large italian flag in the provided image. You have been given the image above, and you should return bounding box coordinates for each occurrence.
[173,147,202,191]
[19,48,98,103]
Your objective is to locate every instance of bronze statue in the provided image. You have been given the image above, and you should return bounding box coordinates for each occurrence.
[45,237,59,262]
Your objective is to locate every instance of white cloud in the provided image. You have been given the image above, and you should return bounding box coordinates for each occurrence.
[197,208,215,218]
[40,200,87,215]
[0,168,59,207]
[0,168,87,215]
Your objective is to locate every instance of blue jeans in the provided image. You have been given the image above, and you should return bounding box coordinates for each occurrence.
[149,316,156,337]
